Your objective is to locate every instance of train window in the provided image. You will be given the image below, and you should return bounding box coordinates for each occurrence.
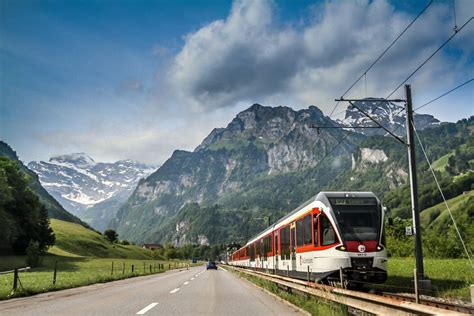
[280,226,290,259]
[250,244,255,261]
[296,219,304,247]
[313,214,319,247]
[320,214,336,246]
[304,215,312,245]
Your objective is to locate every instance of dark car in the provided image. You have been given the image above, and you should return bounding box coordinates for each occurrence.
[206,261,217,270]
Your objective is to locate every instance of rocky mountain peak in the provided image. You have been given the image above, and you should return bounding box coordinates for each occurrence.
[50,152,96,169]
[338,97,440,136]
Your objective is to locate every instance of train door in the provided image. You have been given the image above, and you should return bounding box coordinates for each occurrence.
[290,222,296,271]
[274,231,278,273]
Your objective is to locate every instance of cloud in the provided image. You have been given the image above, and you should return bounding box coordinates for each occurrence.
[168,0,470,113]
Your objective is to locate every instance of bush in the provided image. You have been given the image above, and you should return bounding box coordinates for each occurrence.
[26,240,42,267]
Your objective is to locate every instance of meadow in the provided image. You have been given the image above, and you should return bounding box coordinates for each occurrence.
[0,219,198,300]
[386,258,473,300]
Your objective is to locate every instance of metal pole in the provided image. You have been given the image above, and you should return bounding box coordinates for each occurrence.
[414,268,420,304]
[111,261,114,275]
[307,266,310,282]
[339,267,344,288]
[405,84,425,279]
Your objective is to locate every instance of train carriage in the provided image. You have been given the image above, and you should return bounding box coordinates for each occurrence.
[229,192,388,285]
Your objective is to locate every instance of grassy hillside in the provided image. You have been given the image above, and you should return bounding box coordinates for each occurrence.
[431,151,454,172]
[420,190,473,227]
[48,219,153,259]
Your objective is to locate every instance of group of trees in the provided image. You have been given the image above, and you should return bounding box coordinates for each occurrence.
[0,157,55,255]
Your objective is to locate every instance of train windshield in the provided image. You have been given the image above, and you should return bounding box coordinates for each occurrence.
[329,197,380,241]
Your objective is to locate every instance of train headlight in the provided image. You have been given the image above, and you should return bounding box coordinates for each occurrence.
[336,245,347,251]
[376,245,384,251]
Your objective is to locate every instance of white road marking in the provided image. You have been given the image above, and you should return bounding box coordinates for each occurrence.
[183,281,189,285]
[170,288,180,294]
[136,303,158,315]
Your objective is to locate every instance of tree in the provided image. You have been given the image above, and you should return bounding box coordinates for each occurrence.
[0,157,55,254]
[104,229,118,243]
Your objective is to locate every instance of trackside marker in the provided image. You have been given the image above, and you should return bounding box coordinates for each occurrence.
[170,288,180,294]
[136,303,158,315]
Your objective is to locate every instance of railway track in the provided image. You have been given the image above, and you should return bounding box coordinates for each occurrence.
[224,265,473,315]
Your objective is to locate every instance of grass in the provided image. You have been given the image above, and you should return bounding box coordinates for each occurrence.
[0,219,198,300]
[228,268,347,316]
[386,258,473,300]
[431,151,454,172]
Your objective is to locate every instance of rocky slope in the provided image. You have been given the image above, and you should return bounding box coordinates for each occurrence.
[28,154,156,231]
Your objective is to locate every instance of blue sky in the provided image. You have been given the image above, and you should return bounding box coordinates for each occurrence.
[1,0,473,164]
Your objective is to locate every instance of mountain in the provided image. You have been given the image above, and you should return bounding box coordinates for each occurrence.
[111,104,364,244]
[338,98,440,136]
[0,141,86,226]
[112,102,454,246]
[28,154,157,231]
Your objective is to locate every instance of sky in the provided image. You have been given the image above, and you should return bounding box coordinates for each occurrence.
[1,0,473,164]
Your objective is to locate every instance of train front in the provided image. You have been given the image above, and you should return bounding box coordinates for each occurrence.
[324,192,388,285]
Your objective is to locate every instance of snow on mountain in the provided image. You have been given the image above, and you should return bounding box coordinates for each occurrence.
[337,97,440,136]
[28,154,157,229]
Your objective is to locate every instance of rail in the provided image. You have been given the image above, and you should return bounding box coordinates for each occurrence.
[223,265,472,315]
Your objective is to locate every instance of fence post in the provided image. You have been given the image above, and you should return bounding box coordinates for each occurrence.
[53,261,58,285]
[169,263,171,270]
[307,266,310,282]
[111,261,114,275]
[13,269,18,291]
[414,268,419,304]
[143,262,145,273]
[149,264,152,273]
[132,264,134,273]
[122,262,125,275]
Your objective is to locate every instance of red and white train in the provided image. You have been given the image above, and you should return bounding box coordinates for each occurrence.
[229,192,388,285]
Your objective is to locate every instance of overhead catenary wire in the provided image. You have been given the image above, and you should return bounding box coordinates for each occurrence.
[386,17,473,99]
[412,120,473,267]
[328,0,434,118]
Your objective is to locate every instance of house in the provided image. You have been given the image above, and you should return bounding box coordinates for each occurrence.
[142,243,163,250]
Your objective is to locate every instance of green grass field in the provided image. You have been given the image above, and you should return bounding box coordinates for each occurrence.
[386,258,473,300]
[431,151,454,172]
[420,190,473,227]
[0,219,197,300]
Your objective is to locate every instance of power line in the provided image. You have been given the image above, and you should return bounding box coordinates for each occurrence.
[386,17,473,99]
[328,0,434,117]
[389,77,473,119]
[414,78,474,112]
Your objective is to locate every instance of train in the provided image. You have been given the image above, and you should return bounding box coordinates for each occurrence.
[228,192,388,287]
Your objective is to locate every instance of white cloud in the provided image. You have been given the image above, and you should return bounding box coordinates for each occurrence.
[168,0,471,114]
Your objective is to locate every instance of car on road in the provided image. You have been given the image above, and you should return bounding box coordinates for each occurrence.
[206,261,217,270]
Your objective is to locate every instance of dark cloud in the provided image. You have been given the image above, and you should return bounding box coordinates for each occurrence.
[168,0,471,112]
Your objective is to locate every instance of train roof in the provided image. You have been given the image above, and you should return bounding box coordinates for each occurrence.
[245,191,378,246]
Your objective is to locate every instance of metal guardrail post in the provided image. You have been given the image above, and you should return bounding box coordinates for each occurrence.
[13,269,18,291]
[414,268,419,304]
[53,261,58,285]
[339,267,344,289]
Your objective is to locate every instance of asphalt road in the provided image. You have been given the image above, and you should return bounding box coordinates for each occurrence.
[0,266,304,315]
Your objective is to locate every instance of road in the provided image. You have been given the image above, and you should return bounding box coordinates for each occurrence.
[0,266,304,315]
